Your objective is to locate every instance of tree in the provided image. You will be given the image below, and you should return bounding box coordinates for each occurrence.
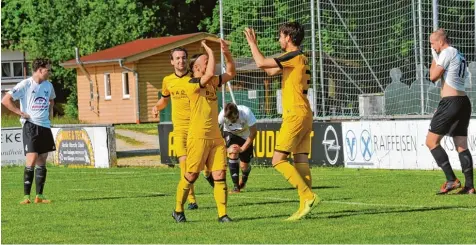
[1,0,216,118]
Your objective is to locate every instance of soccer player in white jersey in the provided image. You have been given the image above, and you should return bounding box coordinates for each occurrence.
[2,58,57,204]
[427,28,474,194]
[218,103,257,193]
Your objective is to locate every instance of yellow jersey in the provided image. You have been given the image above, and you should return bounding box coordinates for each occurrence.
[161,72,192,131]
[185,75,222,139]
[274,50,312,117]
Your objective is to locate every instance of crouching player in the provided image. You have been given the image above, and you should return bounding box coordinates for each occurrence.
[218,102,257,193]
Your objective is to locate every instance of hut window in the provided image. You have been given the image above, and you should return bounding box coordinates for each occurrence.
[104,73,111,100]
[122,72,130,99]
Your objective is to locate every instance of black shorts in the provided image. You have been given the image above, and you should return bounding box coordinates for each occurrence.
[429,96,472,136]
[23,121,56,155]
[223,132,253,163]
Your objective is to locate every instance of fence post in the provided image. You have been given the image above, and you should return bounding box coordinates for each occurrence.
[316,0,326,117]
[310,0,318,117]
[219,0,226,109]
[432,0,438,31]
[418,0,425,115]
[411,0,419,89]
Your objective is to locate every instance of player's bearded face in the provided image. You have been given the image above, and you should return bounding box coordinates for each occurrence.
[279,32,287,51]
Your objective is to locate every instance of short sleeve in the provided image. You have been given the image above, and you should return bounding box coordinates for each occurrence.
[218,109,225,125]
[161,78,170,97]
[49,83,56,100]
[8,80,27,101]
[274,51,301,69]
[243,106,257,126]
[436,49,451,70]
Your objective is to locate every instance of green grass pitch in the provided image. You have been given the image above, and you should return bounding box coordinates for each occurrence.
[2,166,475,243]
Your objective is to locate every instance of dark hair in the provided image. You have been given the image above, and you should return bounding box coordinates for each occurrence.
[189,53,205,77]
[224,102,238,119]
[170,47,188,60]
[32,58,51,72]
[279,22,304,46]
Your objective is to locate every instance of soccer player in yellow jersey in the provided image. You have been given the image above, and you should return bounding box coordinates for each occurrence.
[244,22,318,221]
[152,47,213,210]
[172,40,236,223]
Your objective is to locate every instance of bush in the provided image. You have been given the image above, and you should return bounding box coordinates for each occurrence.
[64,88,78,119]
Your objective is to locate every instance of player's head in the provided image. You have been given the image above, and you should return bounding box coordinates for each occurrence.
[170,47,188,73]
[430,28,450,53]
[32,58,52,82]
[189,53,208,78]
[224,102,239,123]
[278,22,304,51]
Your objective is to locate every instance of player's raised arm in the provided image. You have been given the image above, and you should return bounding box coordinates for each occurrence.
[199,41,215,87]
[243,27,281,69]
[220,39,236,83]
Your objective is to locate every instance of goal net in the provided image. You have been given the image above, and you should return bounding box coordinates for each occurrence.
[205,0,476,120]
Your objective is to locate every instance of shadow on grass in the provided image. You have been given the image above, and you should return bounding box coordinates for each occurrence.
[250,185,339,192]
[195,200,298,210]
[77,193,166,201]
[305,205,467,220]
[232,213,291,221]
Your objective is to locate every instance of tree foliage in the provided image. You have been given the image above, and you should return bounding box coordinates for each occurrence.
[1,0,215,118]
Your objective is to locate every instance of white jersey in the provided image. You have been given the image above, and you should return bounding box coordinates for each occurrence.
[436,46,466,91]
[218,105,257,139]
[8,77,56,128]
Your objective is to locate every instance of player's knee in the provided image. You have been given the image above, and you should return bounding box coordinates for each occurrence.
[453,136,468,152]
[211,170,226,180]
[425,138,438,149]
[271,151,288,166]
[240,162,250,171]
[184,172,199,183]
[227,144,240,155]
[228,153,239,160]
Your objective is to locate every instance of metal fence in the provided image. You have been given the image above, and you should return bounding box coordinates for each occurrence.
[218,0,476,120]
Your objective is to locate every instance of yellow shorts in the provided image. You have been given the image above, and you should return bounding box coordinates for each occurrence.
[186,138,227,173]
[172,130,188,158]
[275,115,313,154]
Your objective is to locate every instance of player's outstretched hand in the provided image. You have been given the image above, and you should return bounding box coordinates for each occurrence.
[201,40,211,50]
[220,39,231,54]
[243,27,257,45]
[152,106,158,118]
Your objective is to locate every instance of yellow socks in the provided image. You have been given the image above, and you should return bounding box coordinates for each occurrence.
[274,160,314,201]
[294,162,312,189]
[175,178,191,213]
[187,185,196,204]
[180,160,196,204]
[213,180,228,217]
